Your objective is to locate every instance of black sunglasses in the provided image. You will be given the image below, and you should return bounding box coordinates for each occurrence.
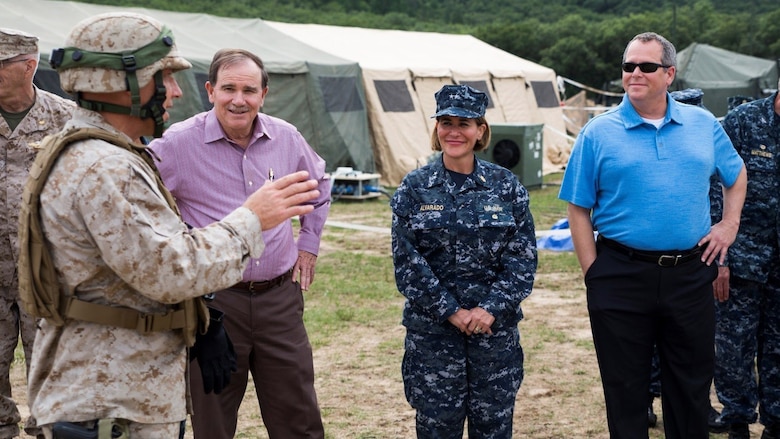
[621,62,671,73]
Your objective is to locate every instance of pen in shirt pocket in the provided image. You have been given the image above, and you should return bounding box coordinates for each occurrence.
[268,168,274,182]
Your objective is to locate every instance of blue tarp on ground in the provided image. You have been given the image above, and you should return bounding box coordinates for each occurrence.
[536,218,574,252]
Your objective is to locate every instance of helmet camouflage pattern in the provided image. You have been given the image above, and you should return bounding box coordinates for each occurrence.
[57,12,191,94]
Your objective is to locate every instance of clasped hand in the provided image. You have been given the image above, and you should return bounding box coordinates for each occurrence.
[448,307,495,336]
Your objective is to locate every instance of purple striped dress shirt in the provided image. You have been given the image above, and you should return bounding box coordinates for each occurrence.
[150,110,331,282]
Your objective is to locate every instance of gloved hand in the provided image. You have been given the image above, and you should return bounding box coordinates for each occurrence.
[189,307,237,394]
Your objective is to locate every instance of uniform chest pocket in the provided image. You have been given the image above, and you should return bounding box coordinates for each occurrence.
[410,212,449,250]
[476,210,515,259]
[744,152,777,202]
[744,151,776,174]
[478,210,514,229]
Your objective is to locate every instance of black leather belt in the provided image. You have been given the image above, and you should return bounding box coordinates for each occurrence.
[230,268,293,293]
[598,236,702,267]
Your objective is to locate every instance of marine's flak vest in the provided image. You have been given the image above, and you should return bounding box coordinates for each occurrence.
[17,127,208,346]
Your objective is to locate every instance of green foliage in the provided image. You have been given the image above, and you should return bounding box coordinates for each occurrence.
[66,0,779,106]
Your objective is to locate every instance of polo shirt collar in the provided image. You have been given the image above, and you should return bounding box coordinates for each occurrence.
[619,92,682,129]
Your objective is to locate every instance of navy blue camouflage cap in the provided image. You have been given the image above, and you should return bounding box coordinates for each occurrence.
[432,84,488,119]
[670,88,704,107]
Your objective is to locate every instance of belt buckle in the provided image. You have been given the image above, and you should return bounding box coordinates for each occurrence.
[248,280,269,292]
[657,254,680,267]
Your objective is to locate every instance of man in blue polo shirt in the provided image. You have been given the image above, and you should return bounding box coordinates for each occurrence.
[559,32,747,439]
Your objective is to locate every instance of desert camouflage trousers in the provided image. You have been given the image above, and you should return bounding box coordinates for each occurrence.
[40,420,185,439]
[0,287,38,438]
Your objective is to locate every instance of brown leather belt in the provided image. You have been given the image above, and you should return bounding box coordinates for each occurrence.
[230,268,293,293]
[598,235,703,267]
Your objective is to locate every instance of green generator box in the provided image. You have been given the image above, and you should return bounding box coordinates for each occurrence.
[476,123,544,189]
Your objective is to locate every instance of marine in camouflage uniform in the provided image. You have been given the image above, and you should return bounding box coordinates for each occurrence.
[713,87,780,438]
[0,28,74,439]
[25,12,318,439]
[392,84,537,438]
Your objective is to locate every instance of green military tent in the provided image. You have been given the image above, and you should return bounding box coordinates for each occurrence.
[0,0,375,174]
[672,43,779,117]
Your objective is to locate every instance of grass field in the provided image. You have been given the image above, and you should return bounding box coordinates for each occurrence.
[12,174,738,438]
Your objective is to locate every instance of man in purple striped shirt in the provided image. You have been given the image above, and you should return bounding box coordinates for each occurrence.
[150,48,330,439]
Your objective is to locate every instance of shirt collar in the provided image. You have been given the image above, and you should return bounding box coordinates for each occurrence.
[425,154,490,190]
[619,92,683,129]
[203,109,268,146]
[71,107,134,143]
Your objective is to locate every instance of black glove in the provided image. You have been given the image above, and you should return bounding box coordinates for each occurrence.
[189,307,237,394]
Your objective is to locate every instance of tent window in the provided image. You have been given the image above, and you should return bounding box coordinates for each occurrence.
[194,72,213,110]
[374,80,415,112]
[319,76,364,112]
[458,80,495,109]
[530,81,560,108]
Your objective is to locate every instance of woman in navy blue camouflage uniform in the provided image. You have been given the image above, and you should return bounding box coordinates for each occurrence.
[391,84,538,438]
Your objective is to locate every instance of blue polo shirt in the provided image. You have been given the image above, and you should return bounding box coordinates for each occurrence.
[559,93,743,251]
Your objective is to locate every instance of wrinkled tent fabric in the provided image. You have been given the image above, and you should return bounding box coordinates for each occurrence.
[2,0,375,175]
[673,43,779,118]
[266,22,571,186]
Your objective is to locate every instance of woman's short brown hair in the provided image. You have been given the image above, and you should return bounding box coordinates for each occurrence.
[430,117,492,153]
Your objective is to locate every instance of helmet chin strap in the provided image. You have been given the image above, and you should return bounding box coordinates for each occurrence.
[75,71,168,138]
[142,71,168,138]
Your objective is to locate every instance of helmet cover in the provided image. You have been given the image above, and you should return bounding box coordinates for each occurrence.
[58,12,191,94]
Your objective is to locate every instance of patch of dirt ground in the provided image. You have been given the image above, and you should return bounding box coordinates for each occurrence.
[10,213,755,438]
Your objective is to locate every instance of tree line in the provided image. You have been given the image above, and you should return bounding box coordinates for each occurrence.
[70,0,780,93]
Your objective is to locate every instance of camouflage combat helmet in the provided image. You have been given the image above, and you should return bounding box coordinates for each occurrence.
[50,12,191,137]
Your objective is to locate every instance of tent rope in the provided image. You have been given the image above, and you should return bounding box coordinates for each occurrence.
[560,76,624,97]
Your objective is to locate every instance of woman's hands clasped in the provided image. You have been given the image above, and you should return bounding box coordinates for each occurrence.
[448,307,495,336]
